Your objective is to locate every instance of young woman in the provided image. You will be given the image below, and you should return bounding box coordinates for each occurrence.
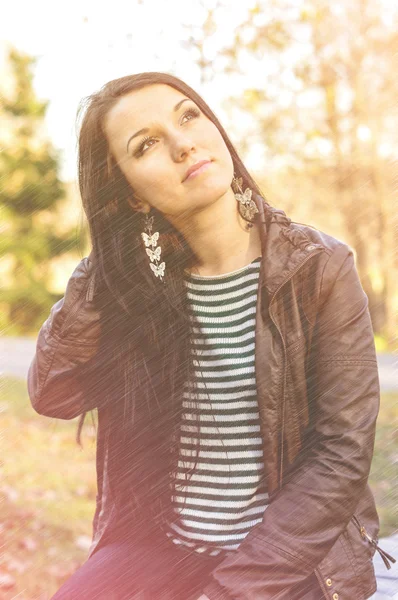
[28,72,395,600]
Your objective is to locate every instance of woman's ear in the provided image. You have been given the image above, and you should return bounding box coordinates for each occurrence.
[126,197,150,214]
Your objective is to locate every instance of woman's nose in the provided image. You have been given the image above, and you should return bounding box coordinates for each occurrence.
[171,134,195,161]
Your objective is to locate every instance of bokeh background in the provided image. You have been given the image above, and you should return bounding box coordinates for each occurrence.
[0,0,397,598]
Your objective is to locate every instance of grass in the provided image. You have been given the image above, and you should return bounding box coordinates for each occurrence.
[0,375,397,599]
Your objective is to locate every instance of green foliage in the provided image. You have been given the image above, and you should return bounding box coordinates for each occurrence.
[0,46,80,335]
[0,144,65,214]
[0,49,48,118]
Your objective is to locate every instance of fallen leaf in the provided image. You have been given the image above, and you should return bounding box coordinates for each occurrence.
[0,572,15,589]
[18,537,38,551]
[6,558,28,573]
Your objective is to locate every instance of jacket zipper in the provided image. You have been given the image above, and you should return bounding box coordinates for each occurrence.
[351,515,396,570]
[269,246,323,490]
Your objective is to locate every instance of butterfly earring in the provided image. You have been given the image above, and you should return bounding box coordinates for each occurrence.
[141,212,166,283]
[232,174,258,229]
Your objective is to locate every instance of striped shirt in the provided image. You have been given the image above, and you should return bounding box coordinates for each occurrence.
[164,256,270,557]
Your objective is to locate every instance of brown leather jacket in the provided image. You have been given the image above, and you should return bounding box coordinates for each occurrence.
[28,198,395,599]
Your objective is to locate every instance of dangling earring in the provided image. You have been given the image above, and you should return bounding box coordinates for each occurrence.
[232,174,259,229]
[141,212,166,283]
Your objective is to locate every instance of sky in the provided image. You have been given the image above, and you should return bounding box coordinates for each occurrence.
[0,0,263,181]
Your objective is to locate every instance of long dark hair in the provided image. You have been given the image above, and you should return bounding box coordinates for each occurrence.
[74,71,271,534]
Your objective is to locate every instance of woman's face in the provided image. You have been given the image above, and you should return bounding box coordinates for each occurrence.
[103,84,234,221]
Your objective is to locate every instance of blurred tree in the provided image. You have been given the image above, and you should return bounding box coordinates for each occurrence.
[180,0,226,86]
[181,0,398,348]
[290,0,398,347]
[0,47,81,334]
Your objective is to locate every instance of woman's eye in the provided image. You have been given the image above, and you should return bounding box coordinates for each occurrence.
[181,107,200,124]
[135,107,200,156]
[136,136,156,155]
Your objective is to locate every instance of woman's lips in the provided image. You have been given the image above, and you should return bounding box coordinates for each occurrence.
[184,161,212,181]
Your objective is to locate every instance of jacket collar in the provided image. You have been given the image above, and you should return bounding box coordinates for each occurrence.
[255,195,323,299]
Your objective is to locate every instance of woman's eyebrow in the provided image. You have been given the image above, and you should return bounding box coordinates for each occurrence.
[126,98,192,153]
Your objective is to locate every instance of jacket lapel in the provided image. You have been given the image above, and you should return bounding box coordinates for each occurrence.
[254,196,323,495]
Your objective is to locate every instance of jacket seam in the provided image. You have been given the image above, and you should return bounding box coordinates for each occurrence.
[36,335,62,402]
[300,253,327,328]
[285,363,301,455]
[317,354,376,361]
[318,359,377,365]
[58,263,92,339]
[318,248,334,312]
[313,568,328,599]
[48,331,98,347]
[247,536,313,568]
[339,531,368,599]
[339,532,360,581]
[286,335,306,353]
[318,244,353,314]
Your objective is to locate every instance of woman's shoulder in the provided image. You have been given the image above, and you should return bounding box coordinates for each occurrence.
[264,203,351,259]
[288,218,353,264]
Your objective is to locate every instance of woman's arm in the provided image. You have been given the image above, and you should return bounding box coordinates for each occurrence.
[27,254,101,420]
[201,245,380,600]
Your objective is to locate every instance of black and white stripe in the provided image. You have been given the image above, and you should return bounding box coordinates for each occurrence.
[165,256,270,557]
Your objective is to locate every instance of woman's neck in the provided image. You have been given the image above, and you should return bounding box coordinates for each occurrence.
[177,189,263,277]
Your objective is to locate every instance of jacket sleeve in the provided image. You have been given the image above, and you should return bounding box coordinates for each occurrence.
[27,255,101,420]
[203,245,380,600]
